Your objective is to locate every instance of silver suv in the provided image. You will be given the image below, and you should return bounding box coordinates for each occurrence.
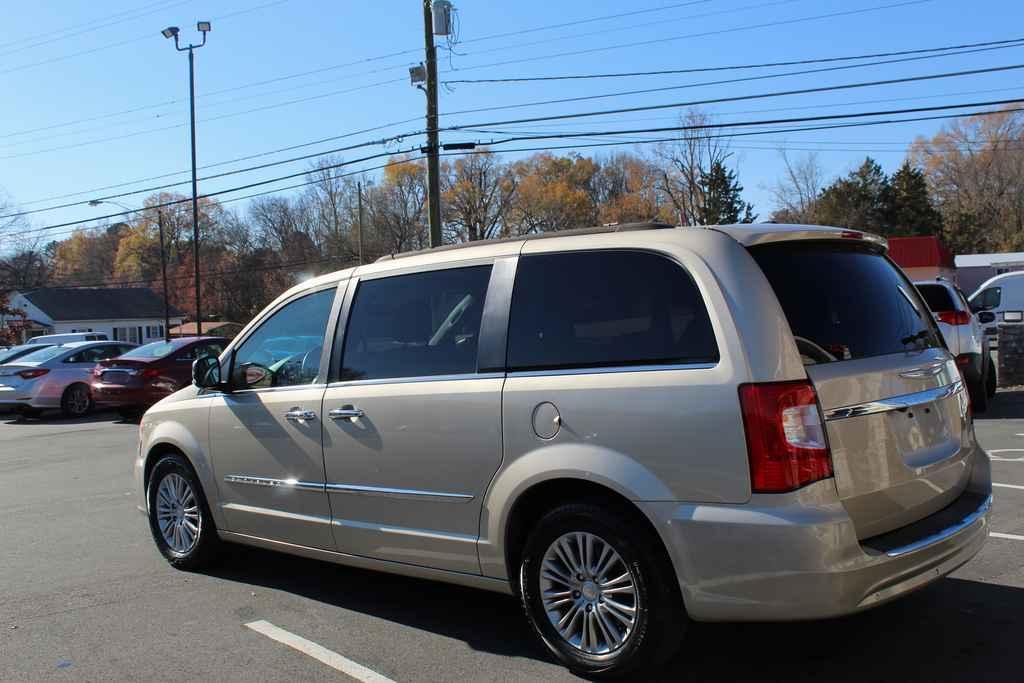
[136,223,991,678]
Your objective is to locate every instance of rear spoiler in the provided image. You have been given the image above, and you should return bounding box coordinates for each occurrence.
[709,224,888,250]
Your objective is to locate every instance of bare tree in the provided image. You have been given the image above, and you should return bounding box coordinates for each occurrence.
[770,150,825,223]
[442,150,515,242]
[655,108,734,225]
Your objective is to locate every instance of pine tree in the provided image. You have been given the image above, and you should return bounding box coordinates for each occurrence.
[699,161,756,224]
[816,157,889,233]
[883,161,942,236]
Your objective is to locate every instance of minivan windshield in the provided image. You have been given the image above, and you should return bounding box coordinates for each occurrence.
[751,242,943,364]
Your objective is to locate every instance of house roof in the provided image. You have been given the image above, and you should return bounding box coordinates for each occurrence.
[20,288,184,322]
[886,236,954,268]
[955,252,1024,268]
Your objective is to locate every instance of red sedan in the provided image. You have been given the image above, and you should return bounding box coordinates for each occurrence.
[91,337,227,417]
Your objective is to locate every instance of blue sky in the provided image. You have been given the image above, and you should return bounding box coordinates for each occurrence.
[2,0,1023,241]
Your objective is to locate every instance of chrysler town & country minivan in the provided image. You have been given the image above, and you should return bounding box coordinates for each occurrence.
[135,223,991,678]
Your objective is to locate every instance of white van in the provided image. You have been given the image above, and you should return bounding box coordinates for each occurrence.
[968,272,1024,346]
[27,332,109,345]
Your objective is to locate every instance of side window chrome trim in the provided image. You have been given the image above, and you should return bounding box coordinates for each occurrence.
[327,372,503,389]
[507,362,717,378]
[224,383,328,396]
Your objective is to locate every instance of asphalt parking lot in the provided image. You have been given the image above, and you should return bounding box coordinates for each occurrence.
[2,398,1024,683]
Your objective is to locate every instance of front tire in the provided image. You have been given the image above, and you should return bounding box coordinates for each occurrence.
[60,383,93,418]
[987,354,998,399]
[518,503,685,679]
[147,454,220,570]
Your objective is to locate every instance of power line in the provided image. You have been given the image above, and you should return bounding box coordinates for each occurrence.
[443,0,804,63]
[0,0,179,50]
[2,130,425,220]
[439,0,936,75]
[0,77,408,160]
[15,56,1024,210]
[0,0,291,76]
[22,100,1024,239]
[438,59,1024,122]
[0,0,193,57]
[443,37,1024,84]
[457,0,712,45]
[439,63,1024,131]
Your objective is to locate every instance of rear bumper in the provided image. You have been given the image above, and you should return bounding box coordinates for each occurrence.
[92,383,159,408]
[640,448,991,622]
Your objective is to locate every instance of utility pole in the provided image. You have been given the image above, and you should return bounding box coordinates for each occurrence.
[422,0,442,248]
[156,209,171,342]
[163,21,210,335]
[357,181,365,265]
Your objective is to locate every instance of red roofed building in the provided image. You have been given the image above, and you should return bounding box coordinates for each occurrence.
[886,235,956,283]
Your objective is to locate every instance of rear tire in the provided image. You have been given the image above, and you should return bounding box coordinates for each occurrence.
[518,503,685,679]
[147,454,221,571]
[987,354,998,398]
[60,383,93,418]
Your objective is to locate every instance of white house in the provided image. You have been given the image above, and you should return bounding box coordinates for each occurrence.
[3,288,185,345]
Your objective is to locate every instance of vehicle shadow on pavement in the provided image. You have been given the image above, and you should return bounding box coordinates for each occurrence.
[977,389,1024,420]
[207,546,1024,680]
[0,410,133,426]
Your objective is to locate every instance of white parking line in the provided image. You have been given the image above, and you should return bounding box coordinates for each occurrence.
[994,483,1024,490]
[245,620,396,683]
[991,532,1024,542]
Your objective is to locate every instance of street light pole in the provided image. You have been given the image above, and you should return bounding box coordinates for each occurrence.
[89,199,171,342]
[163,22,210,336]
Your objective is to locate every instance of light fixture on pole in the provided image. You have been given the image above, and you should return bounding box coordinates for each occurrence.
[89,199,172,342]
[162,21,210,335]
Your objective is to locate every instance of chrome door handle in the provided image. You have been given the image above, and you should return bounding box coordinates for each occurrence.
[284,408,317,421]
[328,407,364,420]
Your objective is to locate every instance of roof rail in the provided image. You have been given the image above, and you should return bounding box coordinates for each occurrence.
[376,221,676,262]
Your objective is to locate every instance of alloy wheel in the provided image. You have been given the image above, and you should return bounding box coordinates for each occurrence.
[67,386,90,415]
[539,532,639,656]
[156,473,201,554]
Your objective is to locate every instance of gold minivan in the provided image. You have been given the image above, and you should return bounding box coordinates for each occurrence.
[136,222,991,678]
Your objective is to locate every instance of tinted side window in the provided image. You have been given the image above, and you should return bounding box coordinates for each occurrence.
[232,288,335,388]
[751,243,942,364]
[507,251,719,372]
[341,265,492,381]
[975,287,1002,310]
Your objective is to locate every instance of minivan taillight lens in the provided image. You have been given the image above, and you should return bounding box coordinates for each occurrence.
[936,310,971,326]
[738,381,833,493]
[17,368,49,380]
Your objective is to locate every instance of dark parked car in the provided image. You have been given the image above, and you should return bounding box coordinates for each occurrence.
[91,337,226,417]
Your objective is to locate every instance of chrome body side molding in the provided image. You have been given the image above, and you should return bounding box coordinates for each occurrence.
[824,381,964,422]
[224,475,473,503]
[324,482,474,503]
[223,475,324,492]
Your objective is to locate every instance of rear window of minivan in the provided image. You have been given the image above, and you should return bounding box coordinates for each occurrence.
[916,284,956,312]
[750,242,943,365]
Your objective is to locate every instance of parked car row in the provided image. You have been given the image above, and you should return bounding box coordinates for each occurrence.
[0,337,224,418]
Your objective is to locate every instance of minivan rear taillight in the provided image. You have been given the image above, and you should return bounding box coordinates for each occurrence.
[738,381,833,493]
[936,310,971,326]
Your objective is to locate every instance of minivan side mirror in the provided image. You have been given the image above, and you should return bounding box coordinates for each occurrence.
[192,355,222,389]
